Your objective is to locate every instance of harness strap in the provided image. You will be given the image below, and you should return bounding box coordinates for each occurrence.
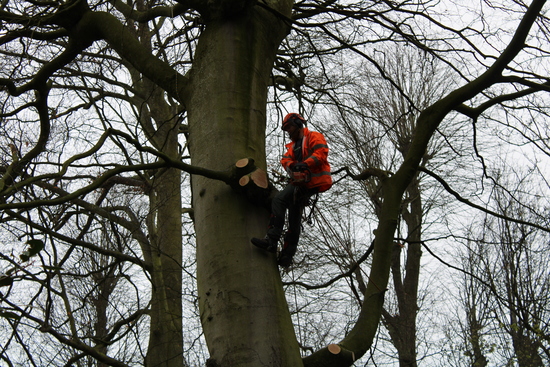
[305,193,319,225]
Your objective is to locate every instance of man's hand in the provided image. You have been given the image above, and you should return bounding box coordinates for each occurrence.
[290,162,311,185]
[291,162,308,172]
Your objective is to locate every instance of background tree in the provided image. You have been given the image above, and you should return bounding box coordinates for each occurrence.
[332,47,456,367]
[452,168,550,366]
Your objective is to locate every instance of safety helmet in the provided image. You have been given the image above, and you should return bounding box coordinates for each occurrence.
[282,113,305,130]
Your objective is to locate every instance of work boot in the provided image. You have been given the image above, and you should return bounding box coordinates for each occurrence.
[277,251,293,268]
[251,236,278,253]
[252,215,283,253]
[278,230,297,268]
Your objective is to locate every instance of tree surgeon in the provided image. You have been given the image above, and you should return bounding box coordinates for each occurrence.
[251,113,332,267]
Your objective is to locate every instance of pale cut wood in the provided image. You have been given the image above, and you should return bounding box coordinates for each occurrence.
[250,169,268,188]
[327,344,341,354]
[239,175,250,186]
[235,158,249,168]
[326,344,356,361]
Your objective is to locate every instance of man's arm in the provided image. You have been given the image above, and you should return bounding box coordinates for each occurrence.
[303,132,329,169]
[280,145,295,171]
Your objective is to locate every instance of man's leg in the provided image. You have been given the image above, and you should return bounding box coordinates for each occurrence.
[277,189,308,267]
[251,184,295,252]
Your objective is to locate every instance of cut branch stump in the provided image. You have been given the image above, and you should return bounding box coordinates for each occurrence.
[229,158,277,211]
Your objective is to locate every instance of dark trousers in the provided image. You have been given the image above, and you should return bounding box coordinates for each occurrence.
[268,184,315,256]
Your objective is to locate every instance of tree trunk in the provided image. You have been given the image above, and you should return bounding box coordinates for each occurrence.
[508,264,543,367]
[391,175,422,367]
[512,332,543,367]
[121,12,187,361]
[186,4,302,366]
[146,164,184,367]
[144,92,185,365]
[469,314,488,367]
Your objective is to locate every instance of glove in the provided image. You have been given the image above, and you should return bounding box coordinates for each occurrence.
[291,162,308,172]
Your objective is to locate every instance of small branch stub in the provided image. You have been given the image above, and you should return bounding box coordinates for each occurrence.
[303,343,356,366]
[229,158,277,211]
[235,158,249,168]
[249,168,268,189]
[233,158,268,188]
[237,169,268,188]
[327,344,355,361]
[239,175,250,186]
[327,344,340,354]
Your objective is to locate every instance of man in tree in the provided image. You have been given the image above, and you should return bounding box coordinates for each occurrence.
[251,113,332,267]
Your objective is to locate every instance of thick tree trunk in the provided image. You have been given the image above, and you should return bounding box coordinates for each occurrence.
[186,4,301,366]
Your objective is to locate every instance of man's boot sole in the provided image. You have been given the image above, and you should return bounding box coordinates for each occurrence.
[251,238,277,253]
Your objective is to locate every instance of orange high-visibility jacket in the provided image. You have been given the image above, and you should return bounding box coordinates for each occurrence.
[281,128,332,192]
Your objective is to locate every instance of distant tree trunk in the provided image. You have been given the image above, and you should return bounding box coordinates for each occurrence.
[185,3,302,366]
[143,99,184,366]
[512,329,543,367]
[382,174,422,367]
[93,253,118,367]
[465,281,489,367]
[145,164,184,366]
[120,15,186,365]
[469,317,488,367]
[507,258,543,367]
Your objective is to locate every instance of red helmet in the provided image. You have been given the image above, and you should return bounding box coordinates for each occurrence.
[282,113,305,130]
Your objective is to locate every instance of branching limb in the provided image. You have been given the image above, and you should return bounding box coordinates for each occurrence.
[0,29,68,46]
[82,11,190,105]
[0,82,52,193]
[1,288,145,367]
[1,130,269,214]
[4,209,150,270]
[284,241,374,290]
[109,0,191,22]
[332,166,391,181]
[0,36,91,96]
[420,167,550,233]
[456,80,550,120]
